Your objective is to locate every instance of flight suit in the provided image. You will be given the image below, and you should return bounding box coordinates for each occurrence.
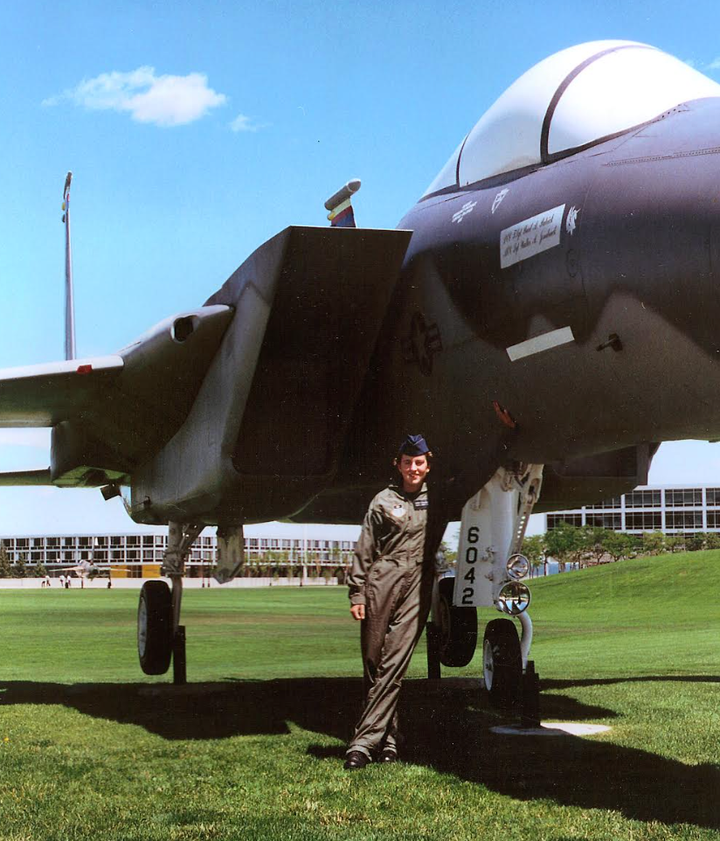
[346,481,435,758]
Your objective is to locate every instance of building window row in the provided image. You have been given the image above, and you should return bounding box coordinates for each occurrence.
[0,533,357,567]
[587,487,720,510]
[584,497,622,510]
[547,485,720,534]
[625,490,661,508]
[625,512,662,530]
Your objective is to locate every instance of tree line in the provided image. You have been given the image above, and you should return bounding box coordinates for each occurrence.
[519,521,720,573]
[0,547,48,579]
[3,525,716,579]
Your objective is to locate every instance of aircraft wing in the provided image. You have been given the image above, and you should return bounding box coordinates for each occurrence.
[0,356,124,427]
[0,303,233,487]
[0,469,53,485]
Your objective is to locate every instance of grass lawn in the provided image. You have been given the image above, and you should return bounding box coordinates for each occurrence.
[1,552,720,839]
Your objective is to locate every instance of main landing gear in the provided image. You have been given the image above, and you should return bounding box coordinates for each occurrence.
[138,579,173,675]
[137,521,203,684]
[427,464,543,725]
[137,521,246,684]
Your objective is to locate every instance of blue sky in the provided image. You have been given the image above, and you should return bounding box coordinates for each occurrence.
[2,0,720,538]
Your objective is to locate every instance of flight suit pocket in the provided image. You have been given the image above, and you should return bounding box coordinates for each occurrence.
[367,557,399,593]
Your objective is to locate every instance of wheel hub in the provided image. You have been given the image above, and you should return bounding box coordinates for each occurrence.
[137,599,148,656]
[483,638,494,690]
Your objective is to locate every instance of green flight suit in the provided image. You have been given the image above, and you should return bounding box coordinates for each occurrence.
[346,481,434,758]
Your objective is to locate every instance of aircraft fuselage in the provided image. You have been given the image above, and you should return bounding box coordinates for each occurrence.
[332,96,720,519]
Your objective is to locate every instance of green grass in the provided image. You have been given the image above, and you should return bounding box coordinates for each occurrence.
[1,553,720,839]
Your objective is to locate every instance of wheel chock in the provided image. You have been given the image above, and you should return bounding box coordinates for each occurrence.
[520,659,541,727]
[173,625,187,686]
[426,622,441,680]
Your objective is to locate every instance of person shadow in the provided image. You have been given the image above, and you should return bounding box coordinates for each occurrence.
[1,674,718,830]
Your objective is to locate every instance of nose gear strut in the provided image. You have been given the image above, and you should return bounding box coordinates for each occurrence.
[428,464,544,721]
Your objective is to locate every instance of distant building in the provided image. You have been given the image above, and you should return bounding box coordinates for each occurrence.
[0,532,356,578]
[546,484,720,534]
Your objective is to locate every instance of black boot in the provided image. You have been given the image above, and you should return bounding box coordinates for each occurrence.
[343,750,371,770]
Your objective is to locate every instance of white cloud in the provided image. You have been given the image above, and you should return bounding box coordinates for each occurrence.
[707,57,720,71]
[230,113,268,132]
[44,67,227,127]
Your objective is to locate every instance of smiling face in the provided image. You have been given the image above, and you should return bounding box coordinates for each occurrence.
[397,453,430,493]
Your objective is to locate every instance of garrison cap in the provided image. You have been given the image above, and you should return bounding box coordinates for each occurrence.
[397,433,431,457]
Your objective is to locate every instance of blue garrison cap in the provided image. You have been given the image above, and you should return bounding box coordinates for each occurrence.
[397,433,431,457]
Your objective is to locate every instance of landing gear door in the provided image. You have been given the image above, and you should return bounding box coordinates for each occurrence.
[454,474,515,608]
[454,515,495,608]
[215,525,245,584]
[453,465,543,608]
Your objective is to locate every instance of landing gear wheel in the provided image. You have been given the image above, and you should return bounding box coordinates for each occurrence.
[483,618,522,709]
[437,577,478,667]
[138,580,173,675]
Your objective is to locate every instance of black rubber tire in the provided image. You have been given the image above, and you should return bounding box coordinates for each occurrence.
[483,618,523,709]
[138,580,173,675]
[437,577,478,667]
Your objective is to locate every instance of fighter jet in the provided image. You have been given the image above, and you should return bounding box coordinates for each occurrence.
[45,559,111,587]
[2,40,719,699]
[63,559,109,581]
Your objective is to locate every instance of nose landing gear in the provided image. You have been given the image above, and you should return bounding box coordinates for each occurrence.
[427,464,543,723]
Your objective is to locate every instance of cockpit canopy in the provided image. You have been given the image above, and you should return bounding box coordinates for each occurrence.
[423,40,720,197]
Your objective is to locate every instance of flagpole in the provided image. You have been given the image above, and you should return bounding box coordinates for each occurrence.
[62,171,76,360]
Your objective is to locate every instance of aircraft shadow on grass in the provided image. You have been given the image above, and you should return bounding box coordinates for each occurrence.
[1,675,718,830]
